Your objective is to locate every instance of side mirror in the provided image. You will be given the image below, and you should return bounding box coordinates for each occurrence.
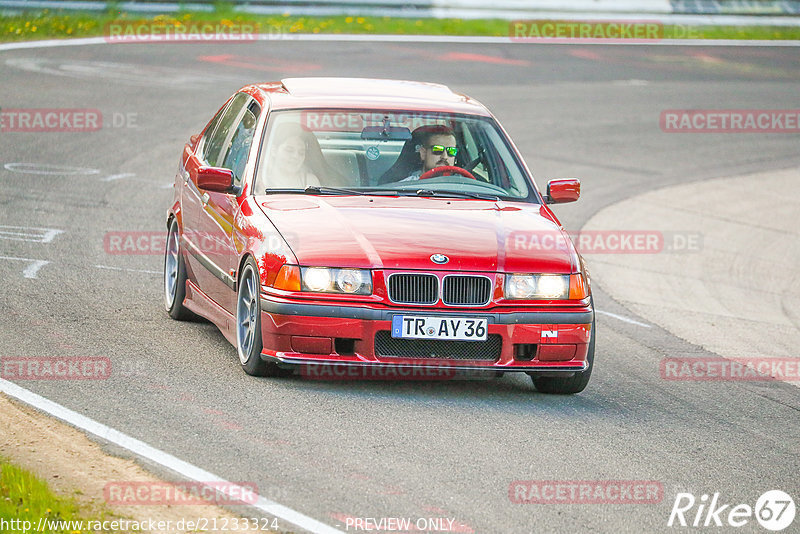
[545,178,580,204]
[194,166,234,193]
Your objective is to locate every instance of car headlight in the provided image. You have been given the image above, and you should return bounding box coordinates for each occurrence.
[303,267,332,292]
[301,267,372,295]
[337,269,368,294]
[506,274,569,299]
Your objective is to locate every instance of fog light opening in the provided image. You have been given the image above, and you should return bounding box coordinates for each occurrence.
[335,338,356,355]
[514,343,537,361]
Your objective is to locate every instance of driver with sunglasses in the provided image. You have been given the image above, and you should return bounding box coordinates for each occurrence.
[401,125,459,181]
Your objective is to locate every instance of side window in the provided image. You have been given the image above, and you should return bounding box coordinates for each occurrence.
[220,101,261,187]
[203,93,248,167]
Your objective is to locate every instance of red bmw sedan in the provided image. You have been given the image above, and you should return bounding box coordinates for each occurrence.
[164,77,595,394]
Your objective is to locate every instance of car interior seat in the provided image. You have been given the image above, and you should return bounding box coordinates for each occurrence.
[377,137,421,184]
[303,131,349,187]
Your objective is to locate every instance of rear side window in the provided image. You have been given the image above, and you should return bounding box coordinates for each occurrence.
[203,93,248,167]
[220,101,261,186]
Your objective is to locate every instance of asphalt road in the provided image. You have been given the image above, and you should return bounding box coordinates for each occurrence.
[1,40,799,533]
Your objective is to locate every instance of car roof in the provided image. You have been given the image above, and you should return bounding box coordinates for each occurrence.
[249,78,492,116]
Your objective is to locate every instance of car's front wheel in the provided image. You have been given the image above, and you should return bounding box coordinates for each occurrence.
[529,315,595,395]
[164,218,192,320]
[236,258,289,377]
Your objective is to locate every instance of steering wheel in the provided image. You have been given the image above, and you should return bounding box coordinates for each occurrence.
[418,166,477,181]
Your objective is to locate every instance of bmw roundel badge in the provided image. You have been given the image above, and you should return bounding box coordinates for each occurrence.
[430,254,449,265]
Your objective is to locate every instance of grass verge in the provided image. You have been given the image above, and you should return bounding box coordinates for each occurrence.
[0,9,799,42]
[0,458,123,533]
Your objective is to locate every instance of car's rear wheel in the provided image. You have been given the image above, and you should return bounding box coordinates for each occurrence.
[529,315,595,395]
[236,258,289,377]
[164,218,193,320]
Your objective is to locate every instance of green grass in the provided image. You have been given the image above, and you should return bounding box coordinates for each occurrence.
[0,9,798,42]
[665,24,800,40]
[0,459,122,533]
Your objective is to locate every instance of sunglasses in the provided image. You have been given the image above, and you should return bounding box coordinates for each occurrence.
[429,145,458,157]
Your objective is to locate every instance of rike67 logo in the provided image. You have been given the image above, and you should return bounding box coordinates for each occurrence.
[668,490,795,531]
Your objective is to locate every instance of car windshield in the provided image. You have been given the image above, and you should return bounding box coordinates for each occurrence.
[254,109,536,202]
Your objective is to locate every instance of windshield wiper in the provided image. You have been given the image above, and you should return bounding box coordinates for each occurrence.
[266,186,500,201]
[304,185,366,195]
[414,189,500,201]
[264,186,391,196]
[263,188,305,194]
[304,186,406,196]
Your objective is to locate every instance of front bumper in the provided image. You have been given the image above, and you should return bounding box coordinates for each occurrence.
[259,298,592,374]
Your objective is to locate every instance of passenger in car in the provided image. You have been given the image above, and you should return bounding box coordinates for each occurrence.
[263,123,321,188]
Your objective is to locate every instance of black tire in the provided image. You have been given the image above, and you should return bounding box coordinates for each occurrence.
[236,257,289,377]
[530,315,595,395]
[164,218,193,321]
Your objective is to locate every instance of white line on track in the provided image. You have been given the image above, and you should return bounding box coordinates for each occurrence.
[0,379,345,534]
[95,264,160,275]
[101,172,136,182]
[275,35,800,46]
[0,255,50,278]
[596,309,652,328]
[21,260,48,279]
[0,225,63,243]
[1,36,799,52]
[3,162,101,175]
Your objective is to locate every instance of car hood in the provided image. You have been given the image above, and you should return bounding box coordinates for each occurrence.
[255,195,578,273]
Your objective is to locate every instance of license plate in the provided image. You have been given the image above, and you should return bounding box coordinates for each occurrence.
[391,316,488,341]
